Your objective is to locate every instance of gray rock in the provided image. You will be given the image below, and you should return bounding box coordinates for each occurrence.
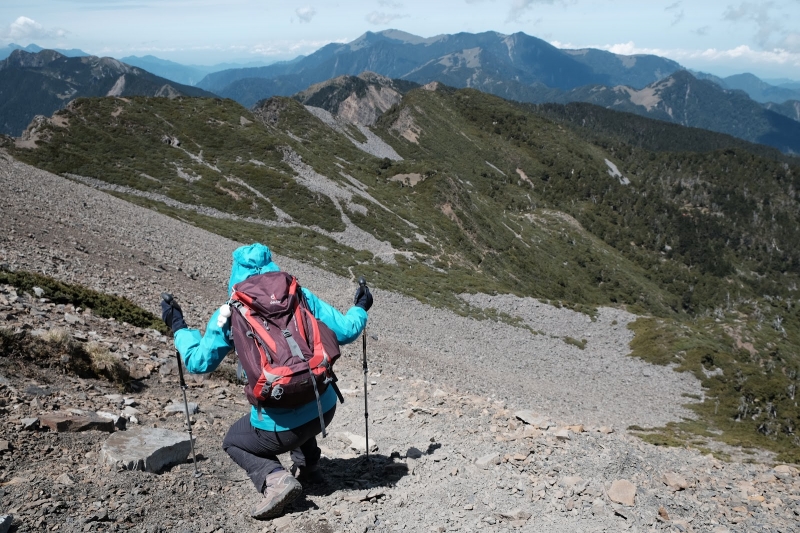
[32,286,44,297]
[64,312,82,324]
[99,427,193,473]
[340,431,377,453]
[0,514,12,533]
[24,385,52,396]
[663,472,689,491]
[165,402,199,415]
[122,406,141,416]
[514,410,550,429]
[475,453,500,469]
[21,417,39,430]
[95,411,127,430]
[56,472,75,485]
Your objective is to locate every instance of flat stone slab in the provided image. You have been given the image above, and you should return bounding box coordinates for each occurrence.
[514,410,551,429]
[165,402,199,415]
[339,431,377,453]
[40,413,115,433]
[662,472,688,491]
[98,428,196,473]
[99,427,192,473]
[476,452,500,468]
[608,479,637,506]
[20,417,39,430]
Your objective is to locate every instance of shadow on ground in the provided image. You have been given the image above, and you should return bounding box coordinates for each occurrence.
[289,453,410,513]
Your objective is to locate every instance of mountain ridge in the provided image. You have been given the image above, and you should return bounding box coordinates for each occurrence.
[197,29,680,97]
[547,70,800,153]
[0,42,89,60]
[0,49,216,136]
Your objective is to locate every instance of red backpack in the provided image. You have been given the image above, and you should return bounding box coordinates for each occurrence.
[229,272,342,434]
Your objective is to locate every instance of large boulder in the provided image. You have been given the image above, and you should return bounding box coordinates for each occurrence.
[99,427,192,473]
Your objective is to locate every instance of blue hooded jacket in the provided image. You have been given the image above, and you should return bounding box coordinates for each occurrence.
[174,243,368,431]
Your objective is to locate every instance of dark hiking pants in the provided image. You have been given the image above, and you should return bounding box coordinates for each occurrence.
[222,405,336,491]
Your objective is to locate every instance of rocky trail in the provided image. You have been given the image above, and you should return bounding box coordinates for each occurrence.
[1,151,799,532]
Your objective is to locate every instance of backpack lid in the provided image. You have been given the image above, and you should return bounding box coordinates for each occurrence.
[232,271,298,319]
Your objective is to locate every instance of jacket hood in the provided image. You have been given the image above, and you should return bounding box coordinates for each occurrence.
[227,243,280,295]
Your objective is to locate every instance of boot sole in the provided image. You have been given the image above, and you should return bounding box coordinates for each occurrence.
[251,482,303,520]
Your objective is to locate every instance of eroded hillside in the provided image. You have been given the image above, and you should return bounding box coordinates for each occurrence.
[6,84,800,460]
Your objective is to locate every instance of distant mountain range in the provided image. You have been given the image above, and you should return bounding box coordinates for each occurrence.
[547,70,800,153]
[694,71,800,103]
[119,55,277,87]
[3,34,799,153]
[0,43,89,60]
[0,49,215,136]
[197,30,683,104]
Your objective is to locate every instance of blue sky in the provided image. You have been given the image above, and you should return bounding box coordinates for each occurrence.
[1,0,798,80]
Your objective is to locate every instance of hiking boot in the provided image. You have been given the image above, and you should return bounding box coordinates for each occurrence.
[290,463,324,484]
[251,469,303,520]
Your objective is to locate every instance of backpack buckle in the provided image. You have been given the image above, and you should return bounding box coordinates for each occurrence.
[271,385,284,400]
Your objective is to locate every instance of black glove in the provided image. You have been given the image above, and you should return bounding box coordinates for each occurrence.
[354,285,373,312]
[161,298,188,333]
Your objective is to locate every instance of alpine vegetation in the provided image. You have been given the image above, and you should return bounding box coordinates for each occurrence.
[7,78,800,464]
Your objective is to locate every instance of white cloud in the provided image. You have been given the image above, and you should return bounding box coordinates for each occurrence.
[0,16,67,43]
[295,7,317,23]
[365,11,406,25]
[506,0,556,23]
[249,38,347,56]
[550,39,800,68]
[378,0,403,6]
[723,1,797,51]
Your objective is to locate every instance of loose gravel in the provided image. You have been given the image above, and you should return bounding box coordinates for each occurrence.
[2,151,797,533]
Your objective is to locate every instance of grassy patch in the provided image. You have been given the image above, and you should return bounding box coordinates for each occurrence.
[0,328,130,389]
[629,315,800,463]
[563,336,587,350]
[0,268,167,333]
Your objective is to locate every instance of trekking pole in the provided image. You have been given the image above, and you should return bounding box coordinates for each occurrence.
[356,277,371,468]
[161,292,202,479]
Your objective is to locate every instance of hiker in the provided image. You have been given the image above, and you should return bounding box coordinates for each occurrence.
[160,243,372,519]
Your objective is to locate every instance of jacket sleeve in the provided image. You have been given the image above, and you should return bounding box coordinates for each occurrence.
[173,309,234,373]
[301,287,367,345]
